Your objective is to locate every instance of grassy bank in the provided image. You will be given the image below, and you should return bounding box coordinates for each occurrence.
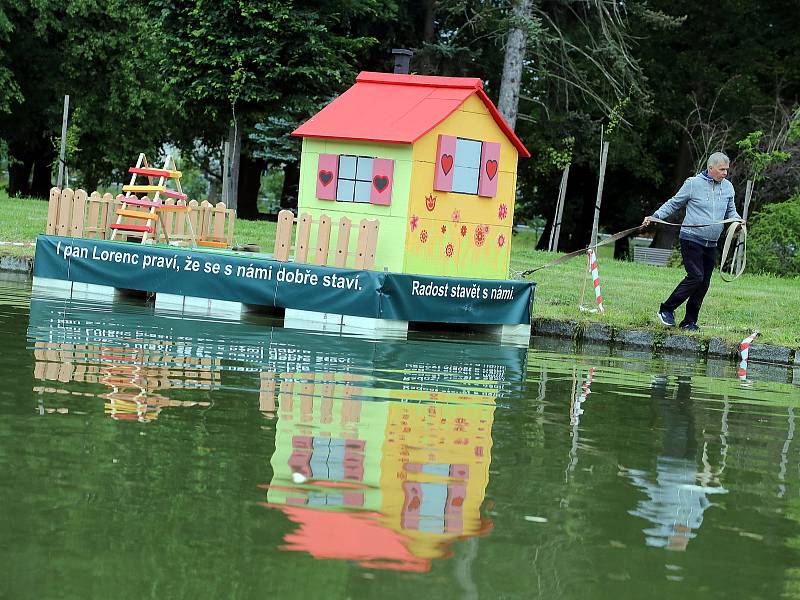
[2,192,798,348]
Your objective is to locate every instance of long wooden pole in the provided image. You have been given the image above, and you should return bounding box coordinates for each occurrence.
[549,164,570,252]
[56,95,69,189]
[742,179,754,221]
[590,141,610,247]
[730,178,754,271]
[222,140,230,205]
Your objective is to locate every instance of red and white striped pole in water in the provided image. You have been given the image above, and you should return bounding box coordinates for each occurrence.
[587,249,605,314]
[738,331,759,379]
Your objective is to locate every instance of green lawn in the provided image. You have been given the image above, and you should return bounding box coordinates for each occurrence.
[2,191,798,348]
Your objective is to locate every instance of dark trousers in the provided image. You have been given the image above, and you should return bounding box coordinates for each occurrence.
[661,239,716,326]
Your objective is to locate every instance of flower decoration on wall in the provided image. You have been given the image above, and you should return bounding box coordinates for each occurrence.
[498,203,508,220]
[498,234,506,248]
[474,225,486,247]
[445,243,454,258]
[452,209,461,222]
[420,229,428,243]
[425,194,437,212]
[460,225,467,237]
[410,215,419,232]
[441,224,447,234]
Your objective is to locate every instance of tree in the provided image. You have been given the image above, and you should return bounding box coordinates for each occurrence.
[0,0,23,116]
[148,0,394,217]
[0,0,171,196]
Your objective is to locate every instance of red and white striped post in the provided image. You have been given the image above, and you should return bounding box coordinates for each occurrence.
[738,331,759,379]
[587,249,604,314]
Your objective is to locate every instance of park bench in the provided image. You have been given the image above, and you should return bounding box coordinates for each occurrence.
[633,246,673,267]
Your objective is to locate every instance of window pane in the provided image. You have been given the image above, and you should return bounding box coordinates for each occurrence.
[338,155,357,179]
[354,181,372,203]
[355,157,373,181]
[452,166,479,194]
[455,138,481,168]
[336,178,355,201]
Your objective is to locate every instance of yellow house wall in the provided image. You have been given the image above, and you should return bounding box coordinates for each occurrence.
[404,94,520,280]
[297,138,411,272]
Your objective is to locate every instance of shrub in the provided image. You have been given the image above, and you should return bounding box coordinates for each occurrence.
[746,194,800,276]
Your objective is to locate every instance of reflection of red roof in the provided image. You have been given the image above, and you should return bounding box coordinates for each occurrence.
[264,503,430,572]
[292,72,530,158]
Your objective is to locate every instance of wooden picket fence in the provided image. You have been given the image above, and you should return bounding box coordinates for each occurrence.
[273,209,379,270]
[46,186,235,248]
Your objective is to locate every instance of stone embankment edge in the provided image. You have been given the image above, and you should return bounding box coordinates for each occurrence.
[2,252,796,367]
[533,318,798,366]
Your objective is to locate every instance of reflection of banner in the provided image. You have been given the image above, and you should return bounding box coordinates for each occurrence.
[34,235,534,325]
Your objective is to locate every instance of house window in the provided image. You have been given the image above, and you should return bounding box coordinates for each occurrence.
[451,138,482,195]
[336,155,373,203]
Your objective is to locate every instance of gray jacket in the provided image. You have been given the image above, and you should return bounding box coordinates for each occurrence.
[652,171,740,246]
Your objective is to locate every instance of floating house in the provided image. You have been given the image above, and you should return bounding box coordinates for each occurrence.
[293,72,530,280]
[32,71,535,339]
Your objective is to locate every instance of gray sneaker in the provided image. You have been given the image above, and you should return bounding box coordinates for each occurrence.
[657,310,676,326]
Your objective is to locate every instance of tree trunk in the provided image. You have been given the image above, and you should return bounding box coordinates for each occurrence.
[237,154,264,219]
[613,235,630,260]
[31,151,55,198]
[423,0,436,43]
[7,155,32,197]
[280,161,300,211]
[651,131,692,249]
[498,0,533,130]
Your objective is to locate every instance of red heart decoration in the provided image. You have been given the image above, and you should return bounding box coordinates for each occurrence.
[373,175,389,192]
[441,154,454,176]
[485,160,498,180]
[318,170,333,186]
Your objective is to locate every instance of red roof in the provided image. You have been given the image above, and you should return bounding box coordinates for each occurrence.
[292,72,530,158]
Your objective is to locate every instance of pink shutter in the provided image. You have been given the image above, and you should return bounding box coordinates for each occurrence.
[370,158,394,205]
[478,142,500,197]
[316,154,338,200]
[433,135,456,192]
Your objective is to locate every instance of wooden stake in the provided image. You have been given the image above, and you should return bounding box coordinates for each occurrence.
[56,95,69,190]
[590,141,609,248]
[222,141,230,206]
[743,179,754,221]
[549,164,570,252]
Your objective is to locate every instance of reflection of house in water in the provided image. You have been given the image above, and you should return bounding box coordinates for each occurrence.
[260,343,519,572]
[29,300,217,421]
[28,296,527,569]
[624,376,727,551]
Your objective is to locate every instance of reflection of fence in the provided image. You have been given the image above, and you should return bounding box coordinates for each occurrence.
[273,209,379,269]
[33,341,217,420]
[46,187,235,248]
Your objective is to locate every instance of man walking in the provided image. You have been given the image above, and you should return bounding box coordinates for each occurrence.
[642,152,742,330]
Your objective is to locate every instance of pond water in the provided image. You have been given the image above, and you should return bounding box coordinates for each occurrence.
[1,273,799,599]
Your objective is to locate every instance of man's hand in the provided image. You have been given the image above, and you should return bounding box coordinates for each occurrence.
[641,216,652,228]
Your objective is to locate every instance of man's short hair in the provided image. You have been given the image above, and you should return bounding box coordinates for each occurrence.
[707,152,730,168]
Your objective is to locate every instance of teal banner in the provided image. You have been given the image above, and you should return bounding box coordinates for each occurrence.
[379,273,534,325]
[33,236,534,325]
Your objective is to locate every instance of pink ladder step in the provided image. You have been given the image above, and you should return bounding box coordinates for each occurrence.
[160,189,188,201]
[109,223,153,234]
[128,167,181,178]
[123,197,162,208]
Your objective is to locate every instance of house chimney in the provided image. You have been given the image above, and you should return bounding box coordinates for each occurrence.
[392,49,413,74]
